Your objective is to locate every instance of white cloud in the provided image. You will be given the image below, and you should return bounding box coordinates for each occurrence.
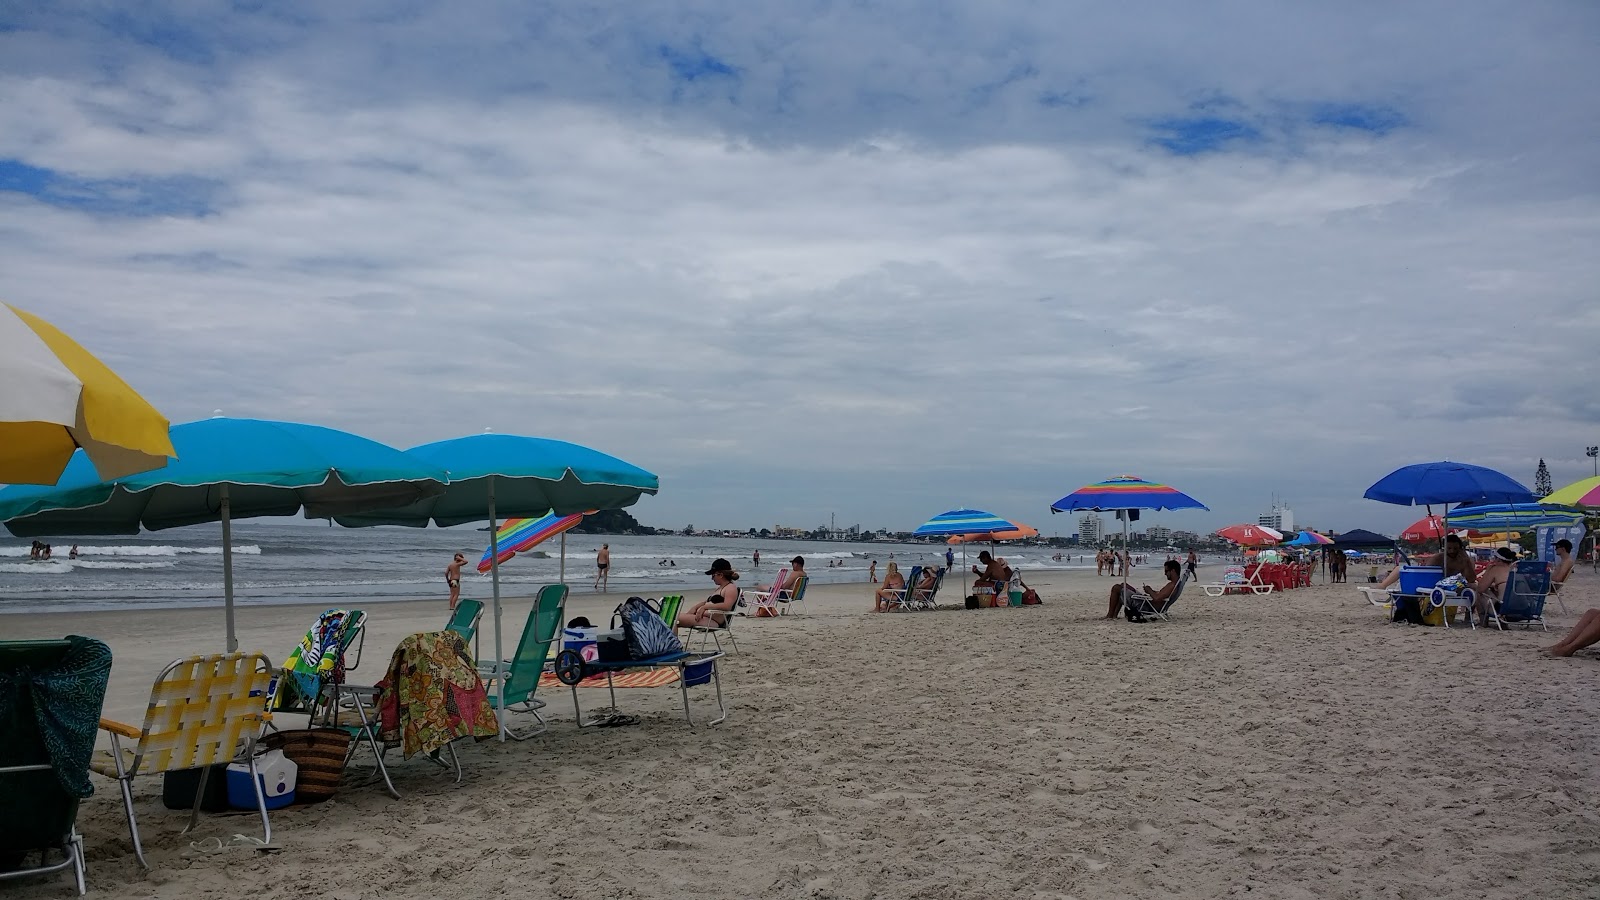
[0,2,1596,533]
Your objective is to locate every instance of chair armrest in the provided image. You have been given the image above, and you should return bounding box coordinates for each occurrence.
[99,717,141,740]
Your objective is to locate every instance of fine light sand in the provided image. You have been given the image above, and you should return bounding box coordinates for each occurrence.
[6,565,1599,899]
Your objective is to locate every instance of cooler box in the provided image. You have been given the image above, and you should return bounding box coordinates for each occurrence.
[1008,590,1025,607]
[595,628,630,663]
[1398,565,1443,595]
[562,626,600,662]
[226,749,297,811]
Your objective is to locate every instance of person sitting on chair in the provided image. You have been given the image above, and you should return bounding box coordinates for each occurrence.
[1376,534,1477,590]
[873,562,906,612]
[972,551,1010,601]
[1106,560,1181,619]
[1469,547,1519,624]
[1551,539,1575,594]
[677,558,740,629]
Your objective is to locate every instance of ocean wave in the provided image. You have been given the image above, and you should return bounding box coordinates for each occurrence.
[0,559,180,575]
[0,544,260,558]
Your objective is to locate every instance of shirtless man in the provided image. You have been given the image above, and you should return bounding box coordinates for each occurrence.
[595,543,610,591]
[1107,559,1182,619]
[971,551,1010,603]
[1551,539,1575,593]
[445,553,466,610]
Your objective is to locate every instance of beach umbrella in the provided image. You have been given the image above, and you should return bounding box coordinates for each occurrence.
[1330,529,1396,549]
[1542,476,1600,508]
[1398,515,1446,543]
[334,432,658,741]
[1364,462,1535,566]
[0,303,175,485]
[477,511,590,575]
[946,524,1039,544]
[1446,502,1586,531]
[0,417,448,651]
[913,508,1024,596]
[1282,530,1334,546]
[1215,524,1281,546]
[1049,475,1208,592]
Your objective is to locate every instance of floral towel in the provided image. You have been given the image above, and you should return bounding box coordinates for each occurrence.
[375,631,500,759]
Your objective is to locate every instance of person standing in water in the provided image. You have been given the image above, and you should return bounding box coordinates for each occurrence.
[595,543,611,592]
[445,553,466,610]
[753,549,761,567]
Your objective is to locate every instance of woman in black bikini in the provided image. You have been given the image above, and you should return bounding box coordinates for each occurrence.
[677,558,740,629]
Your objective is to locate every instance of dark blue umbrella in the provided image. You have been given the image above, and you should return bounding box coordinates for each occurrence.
[1363,461,1535,507]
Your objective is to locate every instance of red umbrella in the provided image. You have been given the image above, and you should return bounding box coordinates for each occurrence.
[1399,515,1445,543]
[1216,524,1281,546]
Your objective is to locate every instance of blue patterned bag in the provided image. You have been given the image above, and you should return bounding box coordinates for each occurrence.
[615,597,682,659]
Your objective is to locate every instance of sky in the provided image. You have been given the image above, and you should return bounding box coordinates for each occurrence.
[2,1,1598,537]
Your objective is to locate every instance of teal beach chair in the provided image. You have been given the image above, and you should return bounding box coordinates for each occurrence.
[0,637,112,895]
[479,584,567,740]
[446,599,485,643]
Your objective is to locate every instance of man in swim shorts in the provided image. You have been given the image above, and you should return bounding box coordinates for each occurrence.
[595,543,610,591]
[445,553,466,610]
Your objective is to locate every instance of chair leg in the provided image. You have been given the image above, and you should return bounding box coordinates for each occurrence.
[117,776,148,870]
[70,828,85,896]
[248,753,273,847]
[722,628,738,654]
[445,741,462,784]
[185,764,211,834]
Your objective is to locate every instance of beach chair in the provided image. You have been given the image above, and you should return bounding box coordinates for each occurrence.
[267,608,367,721]
[657,595,684,628]
[478,584,567,740]
[684,599,741,655]
[914,567,947,609]
[1202,566,1262,597]
[1485,561,1552,632]
[93,652,275,869]
[881,566,923,611]
[744,569,787,617]
[445,599,485,643]
[778,575,810,615]
[0,637,112,895]
[354,631,499,782]
[1124,572,1190,622]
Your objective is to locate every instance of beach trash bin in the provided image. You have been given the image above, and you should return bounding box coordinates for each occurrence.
[1397,565,1443,595]
[226,749,297,811]
[683,659,714,686]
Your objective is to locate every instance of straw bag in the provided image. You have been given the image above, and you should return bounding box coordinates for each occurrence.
[261,727,351,802]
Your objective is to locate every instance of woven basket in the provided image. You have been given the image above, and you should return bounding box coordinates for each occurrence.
[261,728,352,802]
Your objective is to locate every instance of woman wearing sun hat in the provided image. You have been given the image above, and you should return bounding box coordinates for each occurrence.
[677,557,742,629]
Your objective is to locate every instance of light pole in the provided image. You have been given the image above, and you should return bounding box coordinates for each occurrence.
[1588,446,1598,477]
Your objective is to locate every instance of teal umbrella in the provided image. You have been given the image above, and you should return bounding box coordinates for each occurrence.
[333,433,659,740]
[0,417,448,651]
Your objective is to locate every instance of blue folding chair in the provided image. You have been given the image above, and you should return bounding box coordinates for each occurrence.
[1486,560,1551,631]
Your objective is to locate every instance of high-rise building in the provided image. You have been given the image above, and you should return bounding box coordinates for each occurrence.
[1146,525,1173,542]
[1258,504,1295,534]
[1077,513,1103,544]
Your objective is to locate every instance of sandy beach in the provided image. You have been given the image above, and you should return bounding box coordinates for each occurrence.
[6,564,1599,899]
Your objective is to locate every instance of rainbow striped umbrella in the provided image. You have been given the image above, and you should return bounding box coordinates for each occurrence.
[1282,530,1334,546]
[912,508,1022,536]
[477,510,589,573]
[1542,476,1600,508]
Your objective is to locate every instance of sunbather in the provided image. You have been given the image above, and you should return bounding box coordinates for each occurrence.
[873,562,906,612]
[1551,539,1575,594]
[1469,547,1519,623]
[756,556,806,596]
[1375,534,1476,590]
[1106,560,1181,619]
[677,558,741,628]
[971,551,1010,599]
[1544,608,1600,657]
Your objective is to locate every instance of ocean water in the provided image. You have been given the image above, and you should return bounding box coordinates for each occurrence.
[0,523,1112,614]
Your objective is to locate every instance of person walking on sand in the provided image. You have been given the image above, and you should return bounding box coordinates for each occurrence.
[445,553,466,610]
[945,547,955,571]
[594,543,611,591]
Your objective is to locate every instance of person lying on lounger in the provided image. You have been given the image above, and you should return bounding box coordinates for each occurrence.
[678,558,741,628]
[1105,560,1181,619]
[873,562,906,612]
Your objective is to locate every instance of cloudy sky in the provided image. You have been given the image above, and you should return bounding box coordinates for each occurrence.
[2,2,1597,536]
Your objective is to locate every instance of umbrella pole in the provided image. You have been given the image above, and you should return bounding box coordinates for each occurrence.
[488,476,506,742]
[559,531,566,584]
[1122,512,1130,592]
[221,483,236,653]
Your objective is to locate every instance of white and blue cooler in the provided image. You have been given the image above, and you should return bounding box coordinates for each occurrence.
[226,749,297,810]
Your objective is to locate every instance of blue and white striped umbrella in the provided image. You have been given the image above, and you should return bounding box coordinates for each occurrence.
[912,508,1021,536]
[1447,502,1585,531]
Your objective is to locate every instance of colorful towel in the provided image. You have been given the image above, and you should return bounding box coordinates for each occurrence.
[538,669,679,689]
[0,636,112,798]
[273,608,354,712]
[375,631,500,759]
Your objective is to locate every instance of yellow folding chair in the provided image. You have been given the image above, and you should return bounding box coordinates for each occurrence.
[91,652,275,869]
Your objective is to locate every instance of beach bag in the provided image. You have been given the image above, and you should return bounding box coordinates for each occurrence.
[615,596,682,659]
[965,595,980,610]
[1390,595,1425,625]
[1021,589,1041,606]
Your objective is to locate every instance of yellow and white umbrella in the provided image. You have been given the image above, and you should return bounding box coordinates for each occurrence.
[0,304,175,485]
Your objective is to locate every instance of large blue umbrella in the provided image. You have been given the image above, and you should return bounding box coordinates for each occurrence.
[1363,461,1535,507]
[333,432,659,740]
[1049,475,1208,590]
[0,417,448,650]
